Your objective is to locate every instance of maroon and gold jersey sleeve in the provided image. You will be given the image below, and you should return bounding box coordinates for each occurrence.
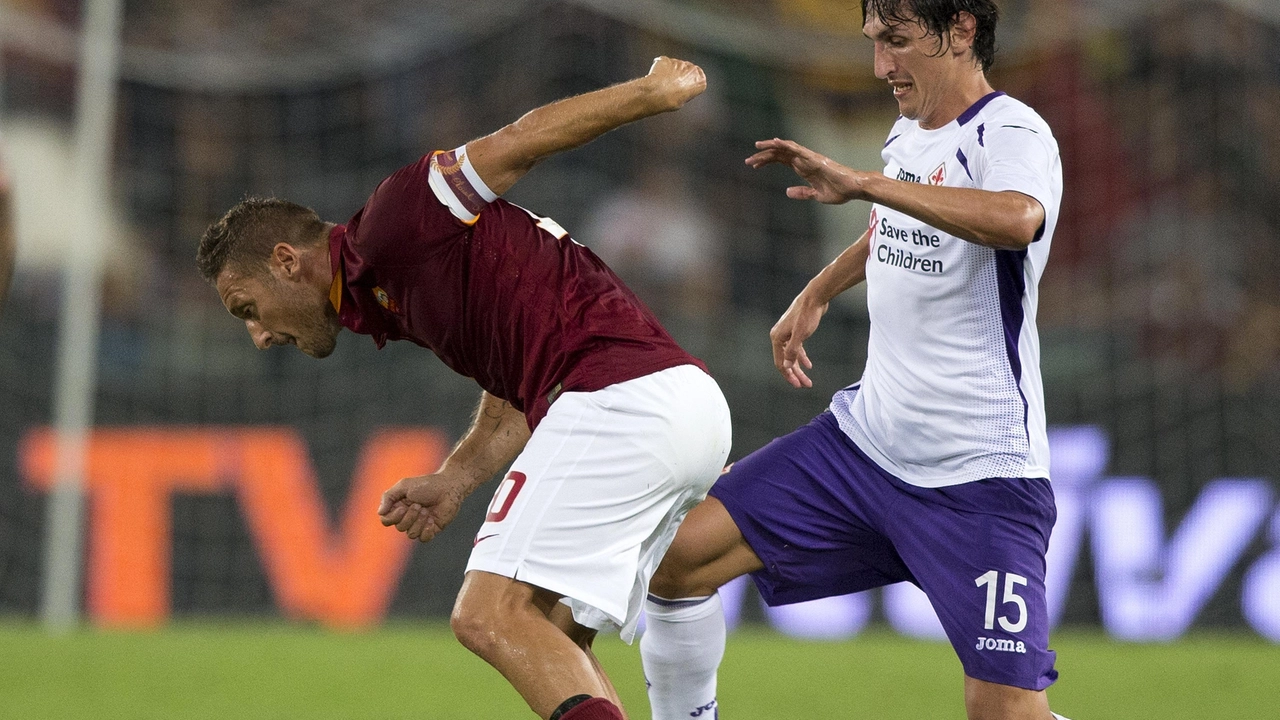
[349,144,495,270]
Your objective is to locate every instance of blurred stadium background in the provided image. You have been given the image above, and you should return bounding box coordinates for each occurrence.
[1,0,1279,717]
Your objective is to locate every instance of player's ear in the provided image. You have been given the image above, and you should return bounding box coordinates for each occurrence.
[271,242,302,279]
[950,11,978,55]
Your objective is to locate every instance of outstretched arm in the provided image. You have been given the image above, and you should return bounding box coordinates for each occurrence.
[747,138,1043,250]
[770,228,871,388]
[466,57,706,196]
[378,392,531,543]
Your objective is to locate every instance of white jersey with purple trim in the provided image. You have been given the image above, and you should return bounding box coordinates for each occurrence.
[830,92,1062,488]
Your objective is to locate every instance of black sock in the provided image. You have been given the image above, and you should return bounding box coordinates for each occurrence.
[549,694,593,720]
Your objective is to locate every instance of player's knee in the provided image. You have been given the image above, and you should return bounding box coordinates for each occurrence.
[449,597,490,657]
[651,524,700,594]
[651,505,757,598]
[449,591,511,659]
[650,552,703,598]
[652,526,727,598]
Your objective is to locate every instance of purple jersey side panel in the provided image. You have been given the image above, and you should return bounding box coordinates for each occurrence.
[709,412,1058,691]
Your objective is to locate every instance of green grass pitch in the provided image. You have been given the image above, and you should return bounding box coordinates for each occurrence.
[0,623,1276,718]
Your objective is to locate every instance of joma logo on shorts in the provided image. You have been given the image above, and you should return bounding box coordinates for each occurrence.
[975,637,1027,654]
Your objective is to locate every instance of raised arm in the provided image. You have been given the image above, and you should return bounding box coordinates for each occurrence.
[770,228,872,388]
[378,392,532,543]
[0,162,14,312]
[466,57,706,196]
[747,138,1044,250]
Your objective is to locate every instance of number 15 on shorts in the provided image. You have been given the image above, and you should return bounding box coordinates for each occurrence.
[975,570,1028,633]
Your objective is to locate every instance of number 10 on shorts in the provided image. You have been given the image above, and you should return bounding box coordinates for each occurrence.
[486,471,527,523]
[975,570,1028,633]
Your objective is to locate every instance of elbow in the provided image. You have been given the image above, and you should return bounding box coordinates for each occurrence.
[981,228,1033,252]
[468,125,538,196]
[495,122,540,168]
[992,195,1045,251]
[998,230,1035,252]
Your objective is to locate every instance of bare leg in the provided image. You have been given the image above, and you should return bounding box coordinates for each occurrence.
[964,676,1055,720]
[650,496,763,597]
[549,602,627,719]
[452,570,615,719]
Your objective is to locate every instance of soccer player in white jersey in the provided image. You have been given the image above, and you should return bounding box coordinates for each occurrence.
[639,1,1072,718]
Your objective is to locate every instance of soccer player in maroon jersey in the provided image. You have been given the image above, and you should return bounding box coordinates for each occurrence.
[197,57,731,720]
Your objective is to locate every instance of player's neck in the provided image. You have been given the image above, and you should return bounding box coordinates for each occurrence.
[918,71,995,131]
[311,223,339,297]
[296,239,336,300]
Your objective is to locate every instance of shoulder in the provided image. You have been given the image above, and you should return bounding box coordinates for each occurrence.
[360,155,434,227]
[883,115,913,145]
[964,95,1062,207]
[975,95,1057,146]
[349,154,471,268]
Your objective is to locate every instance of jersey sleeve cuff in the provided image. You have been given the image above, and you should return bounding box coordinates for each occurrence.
[428,145,498,224]
[984,178,1053,226]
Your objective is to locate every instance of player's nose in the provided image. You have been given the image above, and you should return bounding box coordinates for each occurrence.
[873,45,893,80]
[246,321,273,350]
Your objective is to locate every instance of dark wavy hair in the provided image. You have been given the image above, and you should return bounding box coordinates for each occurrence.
[862,0,1000,72]
[197,197,326,281]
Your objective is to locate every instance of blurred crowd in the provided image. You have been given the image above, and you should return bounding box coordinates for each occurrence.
[10,0,438,53]
[1016,2,1280,392]
[0,0,1277,441]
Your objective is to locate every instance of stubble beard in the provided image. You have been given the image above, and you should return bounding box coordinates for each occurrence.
[299,309,341,358]
[276,278,341,359]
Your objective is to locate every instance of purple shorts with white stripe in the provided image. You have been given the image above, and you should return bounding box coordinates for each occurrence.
[708,411,1058,691]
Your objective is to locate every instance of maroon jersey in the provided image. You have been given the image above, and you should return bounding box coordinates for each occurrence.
[328,148,705,429]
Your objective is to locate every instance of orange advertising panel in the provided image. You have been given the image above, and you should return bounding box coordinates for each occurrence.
[21,427,448,628]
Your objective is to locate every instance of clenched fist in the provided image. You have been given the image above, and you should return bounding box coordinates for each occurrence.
[378,472,469,544]
[643,56,707,113]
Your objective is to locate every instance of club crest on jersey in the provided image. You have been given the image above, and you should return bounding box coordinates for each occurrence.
[929,162,947,186]
[373,286,399,313]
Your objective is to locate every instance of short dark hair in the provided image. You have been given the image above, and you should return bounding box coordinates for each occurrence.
[197,197,326,281]
[862,0,1000,72]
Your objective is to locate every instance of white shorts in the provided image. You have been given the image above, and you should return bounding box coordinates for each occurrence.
[465,364,732,642]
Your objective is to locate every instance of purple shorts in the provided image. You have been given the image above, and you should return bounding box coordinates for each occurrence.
[709,412,1058,691]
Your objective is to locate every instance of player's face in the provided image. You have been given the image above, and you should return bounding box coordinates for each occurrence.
[864,12,958,125]
[216,267,341,359]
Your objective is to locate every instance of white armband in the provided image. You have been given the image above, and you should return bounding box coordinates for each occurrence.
[427,145,498,224]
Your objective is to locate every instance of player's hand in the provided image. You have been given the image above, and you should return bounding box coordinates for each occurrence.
[644,56,707,112]
[378,473,468,543]
[770,291,827,388]
[746,138,869,204]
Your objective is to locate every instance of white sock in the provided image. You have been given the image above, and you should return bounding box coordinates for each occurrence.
[1052,713,1072,719]
[640,593,725,720]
